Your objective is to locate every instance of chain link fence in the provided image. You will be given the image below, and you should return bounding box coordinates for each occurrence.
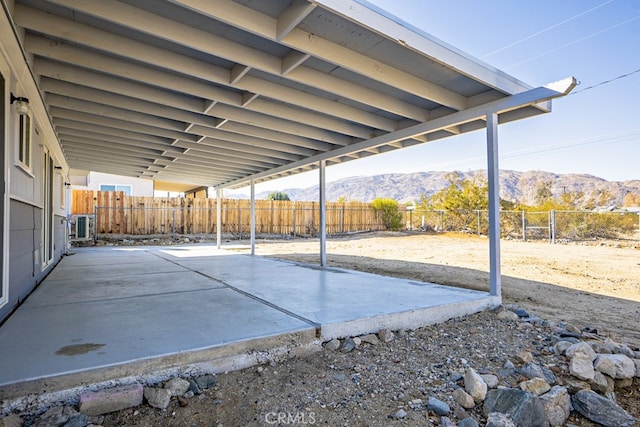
[407,209,640,243]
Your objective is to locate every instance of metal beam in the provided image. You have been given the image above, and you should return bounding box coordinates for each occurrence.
[486,112,501,297]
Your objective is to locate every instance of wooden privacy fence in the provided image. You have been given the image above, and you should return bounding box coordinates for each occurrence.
[72,190,383,238]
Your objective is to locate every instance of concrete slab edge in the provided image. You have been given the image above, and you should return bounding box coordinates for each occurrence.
[319,295,502,340]
[0,330,320,414]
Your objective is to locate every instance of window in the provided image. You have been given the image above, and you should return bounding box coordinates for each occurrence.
[18,114,31,168]
[100,184,131,196]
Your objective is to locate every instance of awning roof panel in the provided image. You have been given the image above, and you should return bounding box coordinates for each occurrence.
[6,0,566,189]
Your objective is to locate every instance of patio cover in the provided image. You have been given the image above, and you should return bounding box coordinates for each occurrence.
[6,0,574,190]
[3,0,575,294]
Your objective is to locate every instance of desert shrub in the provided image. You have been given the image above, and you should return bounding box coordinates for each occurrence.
[372,198,403,231]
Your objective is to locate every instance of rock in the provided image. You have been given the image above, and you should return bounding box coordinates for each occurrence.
[553,341,573,356]
[32,406,67,427]
[165,378,190,396]
[591,371,614,393]
[464,368,488,402]
[352,337,361,347]
[458,418,480,427]
[177,396,189,407]
[426,396,450,415]
[144,387,172,410]
[324,339,341,350]
[453,388,475,409]
[616,344,636,358]
[394,408,407,419]
[483,388,549,427]
[588,341,612,354]
[340,338,356,353]
[359,334,379,345]
[188,379,202,395]
[63,414,89,427]
[195,374,217,391]
[497,310,519,321]
[519,378,550,396]
[520,362,557,385]
[571,389,636,427]
[486,412,516,427]
[565,342,596,361]
[634,358,640,377]
[440,417,455,427]
[378,329,394,343]
[564,323,581,334]
[503,360,515,369]
[615,377,633,388]
[539,386,571,427]
[593,354,636,379]
[569,354,595,381]
[559,377,591,394]
[514,351,533,364]
[80,384,144,416]
[480,374,499,388]
[514,308,530,318]
[0,414,23,427]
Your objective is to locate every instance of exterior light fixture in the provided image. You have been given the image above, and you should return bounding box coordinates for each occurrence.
[10,93,30,115]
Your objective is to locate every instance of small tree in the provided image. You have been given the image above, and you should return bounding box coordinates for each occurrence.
[267,191,290,201]
[372,197,403,231]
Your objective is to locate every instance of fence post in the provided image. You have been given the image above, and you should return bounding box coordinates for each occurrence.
[94,205,98,243]
[477,210,481,236]
[172,208,176,240]
[522,210,526,242]
[340,207,344,236]
[292,204,296,239]
[550,210,556,244]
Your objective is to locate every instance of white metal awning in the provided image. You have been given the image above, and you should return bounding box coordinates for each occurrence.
[7,0,573,191]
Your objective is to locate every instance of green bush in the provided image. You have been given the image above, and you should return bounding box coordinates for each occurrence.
[372,198,403,231]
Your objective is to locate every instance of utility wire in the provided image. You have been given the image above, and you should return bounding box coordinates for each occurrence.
[570,68,640,95]
[504,14,640,69]
[481,0,615,59]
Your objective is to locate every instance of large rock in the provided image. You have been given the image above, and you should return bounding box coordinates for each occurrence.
[464,368,488,402]
[486,412,516,427]
[571,389,636,427]
[427,397,450,416]
[590,371,614,394]
[519,377,550,396]
[634,358,640,377]
[565,342,596,361]
[593,354,636,379]
[539,386,571,427]
[165,378,191,396]
[144,387,172,410]
[453,388,475,409]
[520,362,557,385]
[0,414,23,427]
[79,383,143,415]
[569,354,595,381]
[483,388,549,427]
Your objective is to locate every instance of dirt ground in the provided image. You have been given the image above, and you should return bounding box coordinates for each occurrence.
[253,231,640,348]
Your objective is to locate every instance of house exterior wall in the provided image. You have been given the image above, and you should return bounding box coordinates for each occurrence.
[1,5,69,323]
[74,171,154,197]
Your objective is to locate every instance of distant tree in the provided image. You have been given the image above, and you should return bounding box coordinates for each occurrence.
[336,195,348,204]
[535,180,554,206]
[623,192,640,207]
[267,191,290,201]
[419,172,489,211]
[372,197,403,231]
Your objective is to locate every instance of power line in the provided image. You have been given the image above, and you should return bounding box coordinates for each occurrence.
[570,68,640,95]
[481,0,615,59]
[504,14,640,69]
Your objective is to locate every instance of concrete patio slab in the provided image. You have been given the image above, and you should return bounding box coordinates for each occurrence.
[0,244,499,402]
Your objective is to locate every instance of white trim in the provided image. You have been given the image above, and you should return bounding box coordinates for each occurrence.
[9,194,43,210]
[0,61,9,310]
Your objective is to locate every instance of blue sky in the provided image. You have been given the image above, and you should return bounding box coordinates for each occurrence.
[242,0,640,194]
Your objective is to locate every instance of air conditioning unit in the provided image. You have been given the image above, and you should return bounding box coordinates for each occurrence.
[75,215,90,240]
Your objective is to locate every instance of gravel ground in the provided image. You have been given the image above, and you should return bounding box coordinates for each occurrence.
[97,309,639,427]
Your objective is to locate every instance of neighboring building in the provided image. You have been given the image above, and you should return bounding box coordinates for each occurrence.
[1,22,68,322]
[71,171,155,197]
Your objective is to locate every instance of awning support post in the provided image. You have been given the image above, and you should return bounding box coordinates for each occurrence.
[250,179,256,256]
[216,188,222,249]
[319,160,327,267]
[486,112,501,297]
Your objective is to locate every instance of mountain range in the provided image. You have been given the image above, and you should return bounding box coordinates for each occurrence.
[227,170,640,207]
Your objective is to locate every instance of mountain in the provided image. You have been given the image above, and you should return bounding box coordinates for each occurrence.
[226,170,640,207]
